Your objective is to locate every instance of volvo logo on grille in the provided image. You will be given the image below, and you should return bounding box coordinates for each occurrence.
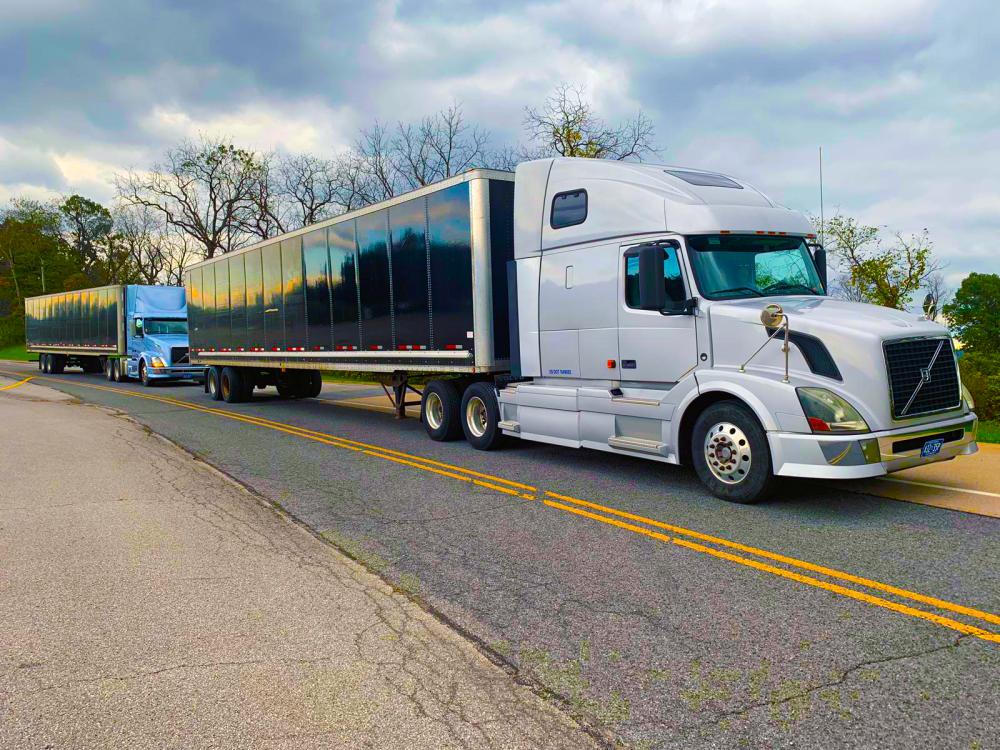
[900,340,945,416]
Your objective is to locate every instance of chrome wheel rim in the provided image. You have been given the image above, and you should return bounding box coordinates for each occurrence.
[425,392,444,430]
[466,396,488,438]
[704,421,752,485]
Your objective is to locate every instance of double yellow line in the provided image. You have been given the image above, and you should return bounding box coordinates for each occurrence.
[9,368,1000,644]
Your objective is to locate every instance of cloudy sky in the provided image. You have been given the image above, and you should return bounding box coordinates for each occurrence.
[2,0,997,286]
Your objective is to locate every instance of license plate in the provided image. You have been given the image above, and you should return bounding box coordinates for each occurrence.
[921,438,945,457]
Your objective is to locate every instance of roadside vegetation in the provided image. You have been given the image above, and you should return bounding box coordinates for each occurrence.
[0,343,31,361]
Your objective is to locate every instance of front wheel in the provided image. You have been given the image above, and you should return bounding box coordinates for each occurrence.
[139,361,156,387]
[691,401,775,504]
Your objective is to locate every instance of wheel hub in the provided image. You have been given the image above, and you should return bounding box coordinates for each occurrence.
[704,421,752,485]
[425,392,444,430]
[466,397,488,438]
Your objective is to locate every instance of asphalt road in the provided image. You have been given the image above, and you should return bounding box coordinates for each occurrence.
[2,361,998,750]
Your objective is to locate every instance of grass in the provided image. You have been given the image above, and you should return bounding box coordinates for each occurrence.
[0,343,32,361]
[977,420,1000,444]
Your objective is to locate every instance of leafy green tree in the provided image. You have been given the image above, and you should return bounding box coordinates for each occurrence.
[943,274,1000,421]
[60,194,114,284]
[820,215,938,309]
[943,273,1000,353]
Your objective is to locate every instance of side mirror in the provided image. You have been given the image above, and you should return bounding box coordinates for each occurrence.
[133,318,144,337]
[810,244,828,291]
[664,297,698,315]
[634,245,666,311]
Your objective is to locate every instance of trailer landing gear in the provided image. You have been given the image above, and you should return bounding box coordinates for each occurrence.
[382,370,423,420]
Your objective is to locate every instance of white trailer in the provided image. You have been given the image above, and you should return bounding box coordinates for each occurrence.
[189,158,979,503]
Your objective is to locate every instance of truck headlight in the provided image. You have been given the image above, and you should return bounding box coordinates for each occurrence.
[797,388,870,434]
[150,356,167,368]
[962,384,975,411]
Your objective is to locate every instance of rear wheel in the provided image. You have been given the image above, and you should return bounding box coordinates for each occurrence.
[421,380,463,441]
[41,354,50,374]
[691,401,775,504]
[220,367,245,403]
[460,381,502,450]
[206,366,223,401]
[301,370,322,398]
[50,355,65,374]
[104,358,113,380]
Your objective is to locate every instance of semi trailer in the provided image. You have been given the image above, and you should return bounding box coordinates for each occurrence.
[24,284,202,385]
[185,159,978,503]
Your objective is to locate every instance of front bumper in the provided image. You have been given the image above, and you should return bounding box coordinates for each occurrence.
[147,366,204,381]
[769,412,978,480]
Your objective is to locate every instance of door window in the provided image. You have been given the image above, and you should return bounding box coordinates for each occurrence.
[624,245,686,309]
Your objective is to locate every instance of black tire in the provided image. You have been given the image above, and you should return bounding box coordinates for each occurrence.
[139,360,156,387]
[113,359,124,382]
[206,366,223,401]
[691,401,775,504]
[83,357,102,374]
[460,381,502,450]
[50,355,65,374]
[41,354,50,374]
[103,358,113,380]
[301,370,322,399]
[220,367,245,403]
[240,372,256,401]
[276,379,296,398]
[421,380,463,441]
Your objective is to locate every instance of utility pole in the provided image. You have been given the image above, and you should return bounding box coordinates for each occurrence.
[41,256,46,293]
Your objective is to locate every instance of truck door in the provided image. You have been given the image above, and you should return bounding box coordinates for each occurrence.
[617,240,698,383]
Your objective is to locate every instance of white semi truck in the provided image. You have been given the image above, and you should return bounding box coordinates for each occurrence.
[186,158,978,503]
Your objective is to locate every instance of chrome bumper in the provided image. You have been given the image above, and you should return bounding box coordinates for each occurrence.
[770,413,978,479]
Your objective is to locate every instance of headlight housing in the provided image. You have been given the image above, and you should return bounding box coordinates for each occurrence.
[150,356,167,368]
[962,384,975,411]
[797,388,870,434]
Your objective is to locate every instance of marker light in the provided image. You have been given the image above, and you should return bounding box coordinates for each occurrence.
[797,388,869,434]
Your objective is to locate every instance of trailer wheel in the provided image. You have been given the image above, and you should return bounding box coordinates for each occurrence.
[301,370,322,399]
[691,401,775,504]
[40,354,50,374]
[240,371,256,401]
[421,380,463,441]
[103,358,113,380]
[206,366,223,401]
[50,355,65,374]
[220,367,245,403]
[460,381,502,450]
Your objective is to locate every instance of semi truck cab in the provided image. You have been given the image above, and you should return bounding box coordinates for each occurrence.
[499,159,978,501]
[122,285,202,386]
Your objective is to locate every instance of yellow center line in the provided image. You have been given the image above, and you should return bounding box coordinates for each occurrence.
[542,497,1000,643]
[9,367,999,642]
[0,375,34,391]
[544,491,1000,629]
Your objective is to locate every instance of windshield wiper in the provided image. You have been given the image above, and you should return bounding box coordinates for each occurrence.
[761,282,818,295]
[713,286,764,298]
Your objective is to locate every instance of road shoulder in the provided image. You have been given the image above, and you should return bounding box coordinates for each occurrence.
[0,383,596,749]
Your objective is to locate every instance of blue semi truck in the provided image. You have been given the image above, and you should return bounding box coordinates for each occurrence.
[24,284,202,386]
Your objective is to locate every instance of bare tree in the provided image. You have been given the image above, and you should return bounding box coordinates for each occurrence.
[354,121,401,203]
[117,136,264,259]
[163,229,197,286]
[112,203,170,284]
[521,83,658,161]
[277,153,343,227]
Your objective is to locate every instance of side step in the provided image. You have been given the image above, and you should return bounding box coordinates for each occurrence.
[607,435,666,455]
[498,419,521,434]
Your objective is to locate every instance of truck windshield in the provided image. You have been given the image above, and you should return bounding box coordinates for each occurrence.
[143,319,188,335]
[686,234,824,300]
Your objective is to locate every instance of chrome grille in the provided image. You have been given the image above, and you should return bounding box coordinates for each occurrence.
[170,346,189,365]
[884,337,960,419]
